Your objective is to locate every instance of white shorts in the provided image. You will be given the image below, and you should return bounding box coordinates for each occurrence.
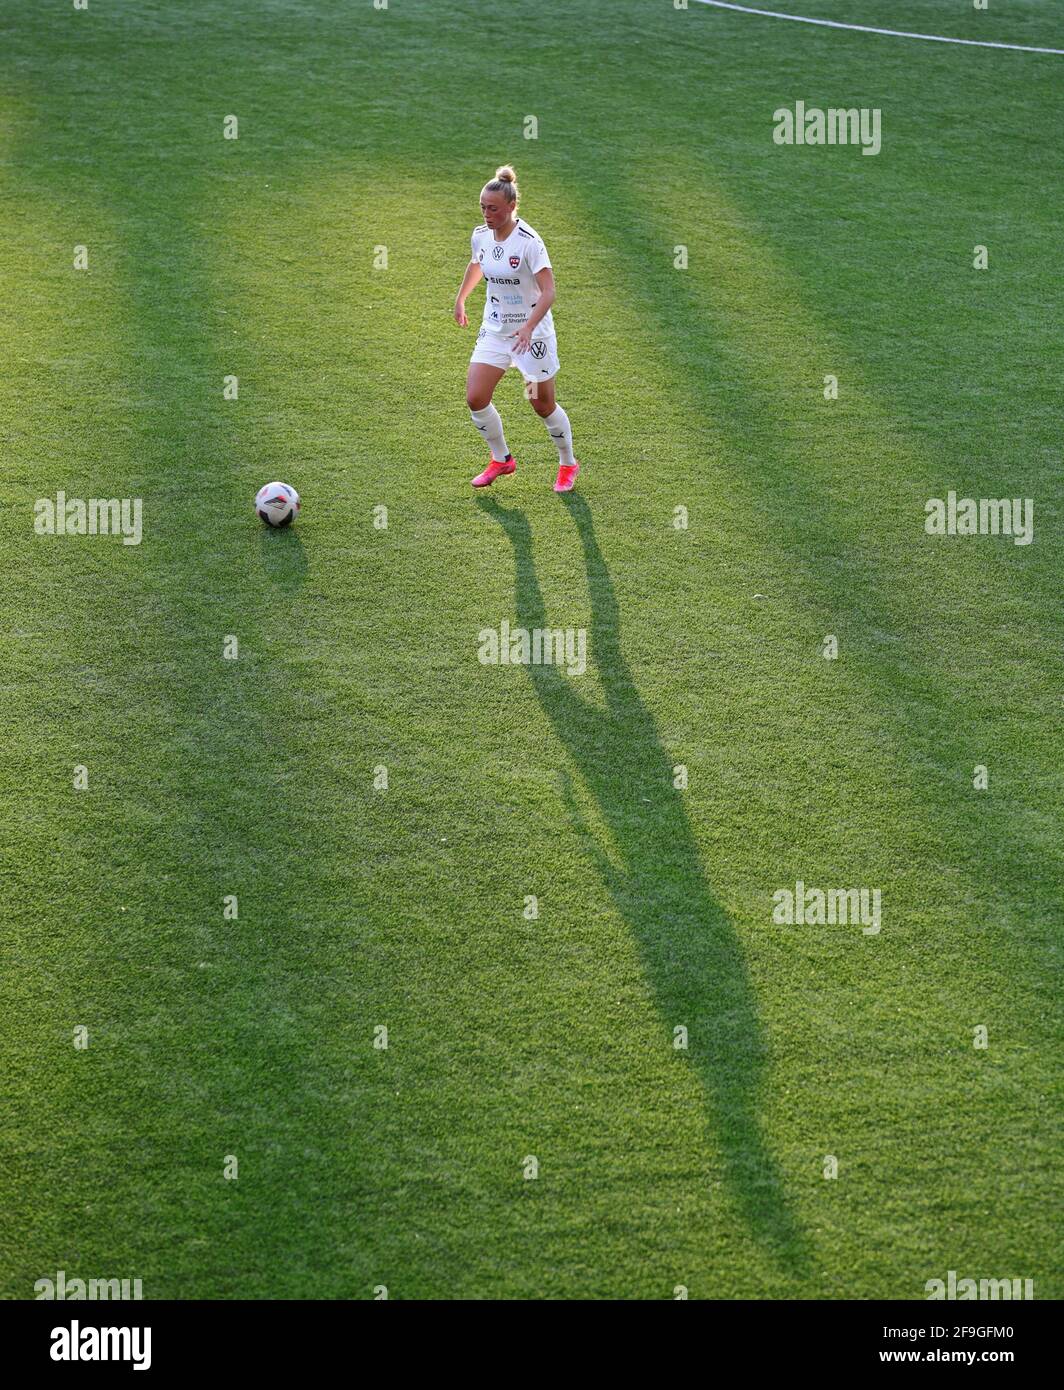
[470,325,560,382]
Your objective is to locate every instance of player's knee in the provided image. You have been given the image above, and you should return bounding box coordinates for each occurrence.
[467,392,491,411]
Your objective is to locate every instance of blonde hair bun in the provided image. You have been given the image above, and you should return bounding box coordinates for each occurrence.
[484,165,519,206]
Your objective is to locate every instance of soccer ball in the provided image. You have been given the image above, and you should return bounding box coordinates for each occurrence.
[255,481,300,527]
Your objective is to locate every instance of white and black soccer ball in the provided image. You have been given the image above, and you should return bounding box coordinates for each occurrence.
[255,481,300,527]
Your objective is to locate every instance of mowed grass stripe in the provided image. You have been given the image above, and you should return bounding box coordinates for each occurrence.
[0,187,178,1291]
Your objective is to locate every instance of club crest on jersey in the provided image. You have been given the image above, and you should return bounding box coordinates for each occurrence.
[509,255,520,268]
[492,245,504,260]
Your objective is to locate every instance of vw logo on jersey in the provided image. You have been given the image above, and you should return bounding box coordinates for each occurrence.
[530,341,546,360]
[492,245,504,260]
[508,255,520,269]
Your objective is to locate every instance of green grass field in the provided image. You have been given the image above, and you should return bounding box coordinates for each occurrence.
[1,0,1061,1300]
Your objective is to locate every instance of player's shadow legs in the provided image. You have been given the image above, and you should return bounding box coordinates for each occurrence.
[477,493,809,1272]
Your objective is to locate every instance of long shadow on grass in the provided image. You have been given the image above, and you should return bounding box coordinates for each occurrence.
[477,491,809,1274]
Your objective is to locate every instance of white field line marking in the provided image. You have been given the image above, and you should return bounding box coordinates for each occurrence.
[691,0,1064,55]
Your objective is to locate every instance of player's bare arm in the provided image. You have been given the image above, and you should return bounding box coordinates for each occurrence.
[454,259,483,326]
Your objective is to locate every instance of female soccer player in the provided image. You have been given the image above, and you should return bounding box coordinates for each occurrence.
[454,165,580,492]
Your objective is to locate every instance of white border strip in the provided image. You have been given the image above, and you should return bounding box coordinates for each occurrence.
[691,0,1064,55]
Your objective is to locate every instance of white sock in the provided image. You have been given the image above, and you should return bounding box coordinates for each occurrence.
[542,406,575,467]
[470,404,510,462]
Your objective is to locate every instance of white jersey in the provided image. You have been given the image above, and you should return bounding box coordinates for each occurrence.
[471,216,554,337]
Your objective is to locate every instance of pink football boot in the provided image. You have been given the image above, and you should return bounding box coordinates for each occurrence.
[472,454,516,488]
[553,461,580,493]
